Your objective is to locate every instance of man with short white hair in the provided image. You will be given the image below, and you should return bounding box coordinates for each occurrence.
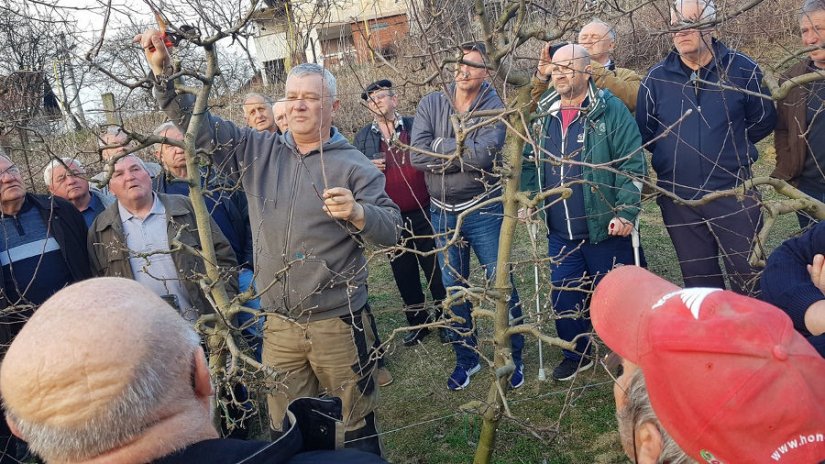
[636,0,776,294]
[273,99,288,134]
[243,93,278,133]
[136,28,401,455]
[0,277,387,463]
[533,19,641,111]
[88,155,238,323]
[44,157,113,227]
[92,126,162,194]
[592,266,825,463]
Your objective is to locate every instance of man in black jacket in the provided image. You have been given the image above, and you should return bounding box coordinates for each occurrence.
[0,150,91,462]
[0,277,386,464]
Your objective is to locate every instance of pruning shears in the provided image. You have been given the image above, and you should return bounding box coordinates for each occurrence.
[149,4,180,48]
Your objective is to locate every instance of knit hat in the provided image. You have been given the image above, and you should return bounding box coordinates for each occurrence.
[591,266,825,464]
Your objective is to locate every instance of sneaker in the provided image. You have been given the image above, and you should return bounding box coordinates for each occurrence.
[403,328,430,346]
[551,358,594,381]
[376,367,394,387]
[447,363,481,390]
[509,363,525,389]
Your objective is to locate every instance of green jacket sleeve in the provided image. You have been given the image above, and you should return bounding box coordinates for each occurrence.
[607,99,646,222]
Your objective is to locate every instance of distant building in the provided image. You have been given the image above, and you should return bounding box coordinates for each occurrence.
[251,0,409,84]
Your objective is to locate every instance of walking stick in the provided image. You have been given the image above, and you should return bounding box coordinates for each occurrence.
[528,221,546,381]
[632,181,643,267]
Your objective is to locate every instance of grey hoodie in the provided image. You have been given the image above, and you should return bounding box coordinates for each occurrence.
[410,82,506,209]
[155,82,401,321]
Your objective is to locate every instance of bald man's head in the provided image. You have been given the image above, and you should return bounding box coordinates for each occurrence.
[0,278,204,463]
[550,44,592,101]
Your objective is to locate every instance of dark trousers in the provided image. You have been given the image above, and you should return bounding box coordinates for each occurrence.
[389,208,447,325]
[795,185,825,230]
[549,234,642,361]
[657,194,762,294]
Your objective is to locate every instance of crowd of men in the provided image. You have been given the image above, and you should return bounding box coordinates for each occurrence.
[1,0,825,460]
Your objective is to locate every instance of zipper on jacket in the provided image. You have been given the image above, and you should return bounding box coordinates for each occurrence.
[282,155,302,310]
[558,111,583,240]
[691,69,702,113]
[689,68,704,196]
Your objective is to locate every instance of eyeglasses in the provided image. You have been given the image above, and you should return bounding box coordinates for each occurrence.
[601,351,625,383]
[0,164,20,178]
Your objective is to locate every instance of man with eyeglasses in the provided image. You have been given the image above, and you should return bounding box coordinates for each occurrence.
[636,0,776,295]
[355,80,447,351]
[0,149,92,462]
[136,28,400,456]
[532,20,641,112]
[592,266,825,463]
[522,44,646,381]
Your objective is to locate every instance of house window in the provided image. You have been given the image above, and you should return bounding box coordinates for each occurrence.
[264,59,286,83]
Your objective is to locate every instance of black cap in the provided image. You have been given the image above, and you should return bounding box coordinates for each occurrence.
[361,79,393,101]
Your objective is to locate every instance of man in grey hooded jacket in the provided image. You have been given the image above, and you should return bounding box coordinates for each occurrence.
[411,42,524,391]
[136,28,401,457]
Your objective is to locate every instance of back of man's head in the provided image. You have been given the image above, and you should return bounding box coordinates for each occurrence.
[592,266,825,463]
[0,277,212,463]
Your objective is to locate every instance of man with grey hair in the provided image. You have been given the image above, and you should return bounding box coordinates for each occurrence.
[533,19,641,111]
[88,154,238,323]
[44,157,113,227]
[593,266,825,462]
[92,126,162,194]
[0,277,388,463]
[636,0,776,294]
[273,99,288,133]
[611,363,696,463]
[773,0,825,228]
[243,92,278,133]
[135,28,401,455]
[0,151,92,462]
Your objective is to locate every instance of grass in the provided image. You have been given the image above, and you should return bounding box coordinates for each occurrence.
[367,143,801,463]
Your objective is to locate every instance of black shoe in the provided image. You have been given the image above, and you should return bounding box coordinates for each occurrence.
[438,327,454,343]
[403,328,430,346]
[552,357,594,381]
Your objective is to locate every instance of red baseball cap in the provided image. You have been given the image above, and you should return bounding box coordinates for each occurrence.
[591,266,825,464]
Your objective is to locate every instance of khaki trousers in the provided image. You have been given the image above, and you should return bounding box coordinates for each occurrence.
[263,310,380,441]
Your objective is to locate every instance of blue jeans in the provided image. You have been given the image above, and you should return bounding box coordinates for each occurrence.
[431,202,524,369]
[549,234,639,361]
[237,268,263,361]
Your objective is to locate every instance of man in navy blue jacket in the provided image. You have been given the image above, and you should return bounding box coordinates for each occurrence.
[636,0,776,294]
[760,222,825,357]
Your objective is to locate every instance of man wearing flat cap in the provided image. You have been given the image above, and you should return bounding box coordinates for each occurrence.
[355,80,447,349]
